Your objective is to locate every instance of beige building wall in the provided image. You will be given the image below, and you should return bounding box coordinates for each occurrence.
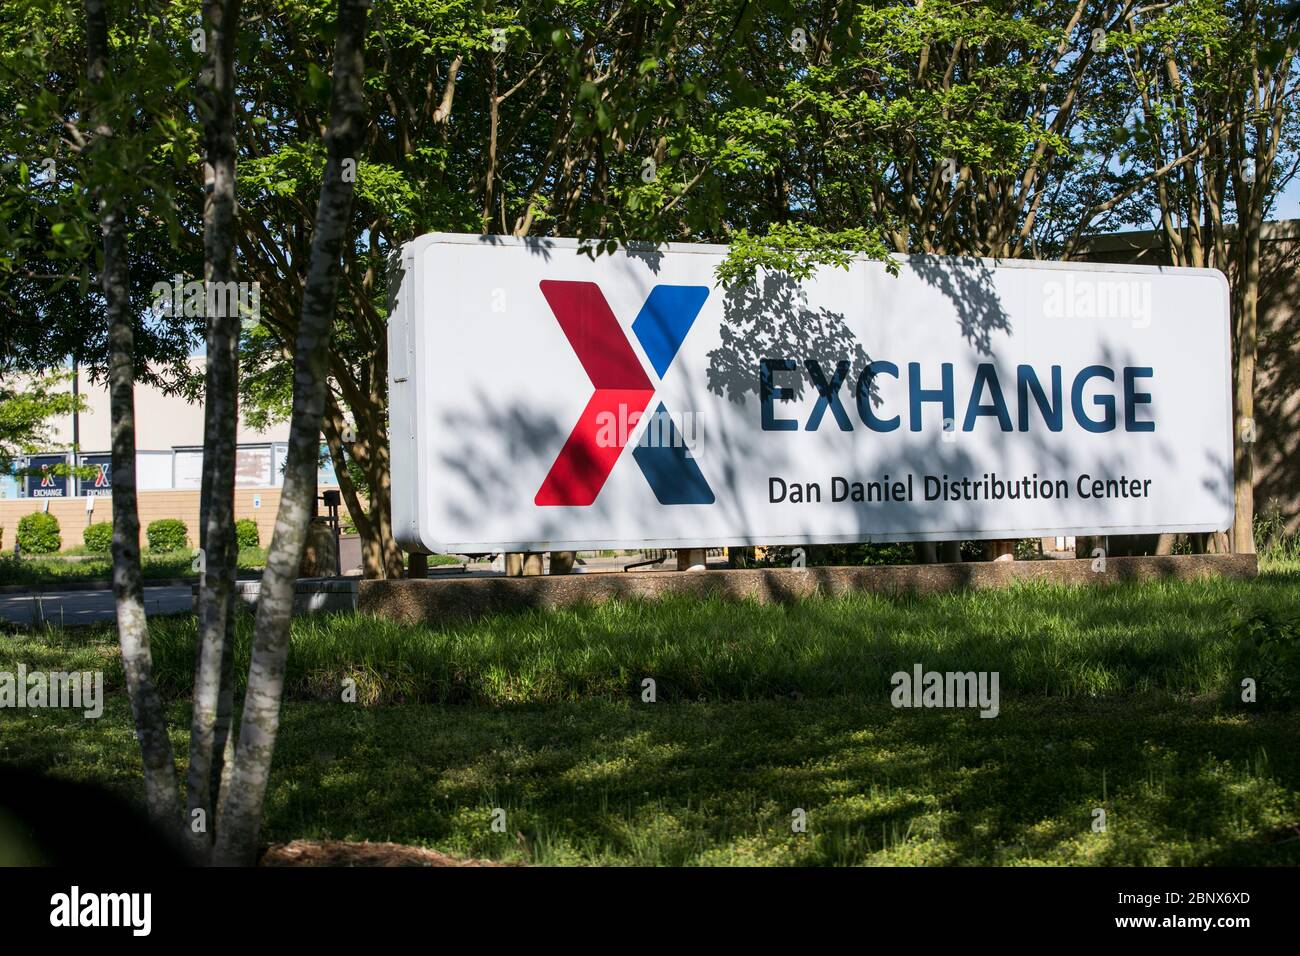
[0,488,282,555]
[1,359,333,549]
[42,357,289,453]
[2,357,330,502]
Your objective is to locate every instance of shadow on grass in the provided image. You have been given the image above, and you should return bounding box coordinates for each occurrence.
[4,569,1299,865]
[4,694,1297,865]
[52,568,1272,708]
[261,696,1300,866]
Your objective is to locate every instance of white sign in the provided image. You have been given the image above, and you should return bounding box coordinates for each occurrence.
[389,234,1233,553]
[235,446,273,487]
[173,449,204,490]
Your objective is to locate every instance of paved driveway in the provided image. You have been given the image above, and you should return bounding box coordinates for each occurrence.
[0,585,192,627]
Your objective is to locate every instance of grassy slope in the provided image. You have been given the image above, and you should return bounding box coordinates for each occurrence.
[2,563,1298,865]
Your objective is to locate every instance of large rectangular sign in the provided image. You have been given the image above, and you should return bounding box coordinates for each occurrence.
[389,234,1233,554]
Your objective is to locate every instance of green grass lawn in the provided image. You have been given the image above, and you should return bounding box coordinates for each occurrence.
[0,548,457,587]
[0,547,267,588]
[2,563,1298,865]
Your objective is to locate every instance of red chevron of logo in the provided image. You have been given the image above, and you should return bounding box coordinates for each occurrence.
[535,281,654,506]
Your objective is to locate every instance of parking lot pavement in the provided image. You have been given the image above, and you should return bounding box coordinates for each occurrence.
[0,585,193,627]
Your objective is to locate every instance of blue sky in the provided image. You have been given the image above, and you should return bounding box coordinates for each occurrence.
[1274,176,1300,221]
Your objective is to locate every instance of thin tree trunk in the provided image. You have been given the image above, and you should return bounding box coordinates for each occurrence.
[1232,221,1260,554]
[188,0,244,860]
[84,0,182,833]
[213,0,370,866]
[323,394,402,578]
[481,66,499,232]
[371,463,404,576]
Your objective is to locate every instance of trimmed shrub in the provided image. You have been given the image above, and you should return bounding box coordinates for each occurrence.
[17,512,61,554]
[83,521,114,554]
[146,518,188,553]
[235,518,260,549]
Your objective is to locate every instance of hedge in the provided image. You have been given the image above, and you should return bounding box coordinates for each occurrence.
[146,518,188,553]
[83,521,114,554]
[16,512,61,554]
[235,518,260,549]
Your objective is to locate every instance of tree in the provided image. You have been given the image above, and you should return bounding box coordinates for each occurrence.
[82,0,183,831]
[213,0,371,865]
[187,0,245,863]
[1120,0,1300,552]
[0,1,203,381]
[5,0,367,863]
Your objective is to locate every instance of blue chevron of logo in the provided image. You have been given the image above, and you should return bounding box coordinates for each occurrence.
[629,288,713,505]
[632,286,710,379]
[631,402,715,505]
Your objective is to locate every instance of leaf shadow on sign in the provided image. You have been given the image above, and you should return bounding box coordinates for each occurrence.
[436,390,569,536]
[623,242,665,274]
[472,233,557,264]
[705,271,875,405]
[477,234,667,274]
[905,254,1012,355]
[686,260,1229,549]
[703,255,1015,408]
[695,261,1015,544]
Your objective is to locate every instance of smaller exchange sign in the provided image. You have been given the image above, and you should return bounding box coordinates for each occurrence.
[80,454,113,497]
[389,234,1234,554]
[25,454,70,498]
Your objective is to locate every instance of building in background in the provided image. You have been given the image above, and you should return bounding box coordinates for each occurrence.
[0,360,340,551]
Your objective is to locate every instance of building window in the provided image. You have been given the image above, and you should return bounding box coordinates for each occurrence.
[235,445,273,487]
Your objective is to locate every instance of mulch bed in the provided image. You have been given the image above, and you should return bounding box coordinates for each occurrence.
[259,839,512,867]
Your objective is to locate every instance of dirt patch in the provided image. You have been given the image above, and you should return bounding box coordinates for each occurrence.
[260,839,513,867]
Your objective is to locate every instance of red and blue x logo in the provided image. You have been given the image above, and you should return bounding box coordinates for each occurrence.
[535,280,714,506]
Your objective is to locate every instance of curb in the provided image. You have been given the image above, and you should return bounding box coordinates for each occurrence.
[359,554,1260,624]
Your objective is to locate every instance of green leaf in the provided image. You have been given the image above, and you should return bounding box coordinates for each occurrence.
[307,63,330,103]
